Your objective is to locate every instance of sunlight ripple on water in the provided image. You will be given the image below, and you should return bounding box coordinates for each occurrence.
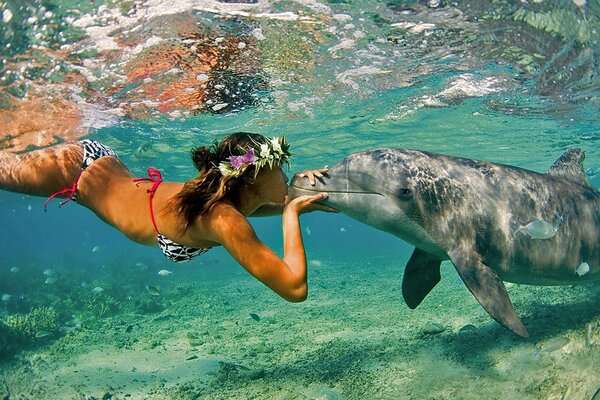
[0,0,598,171]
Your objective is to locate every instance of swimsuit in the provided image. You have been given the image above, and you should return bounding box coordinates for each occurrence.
[44,139,208,263]
[133,167,210,263]
[43,139,116,208]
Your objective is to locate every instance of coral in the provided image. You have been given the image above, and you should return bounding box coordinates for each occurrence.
[4,306,59,342]
[83,293,122,318]
[0,307,59,357]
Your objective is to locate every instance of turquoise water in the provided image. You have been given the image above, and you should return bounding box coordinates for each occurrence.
[1,0,600,398]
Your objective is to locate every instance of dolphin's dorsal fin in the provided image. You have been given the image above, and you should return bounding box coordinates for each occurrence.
[547,148,590,186]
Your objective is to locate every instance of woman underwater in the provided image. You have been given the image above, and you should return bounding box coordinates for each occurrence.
[0,132,331,302]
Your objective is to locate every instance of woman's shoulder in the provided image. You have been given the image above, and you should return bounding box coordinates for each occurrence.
[206,200,240,216]
[193,201,247,230]
[194,201,253,240]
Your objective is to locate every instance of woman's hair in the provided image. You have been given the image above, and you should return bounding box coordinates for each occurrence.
[172,132,276,228]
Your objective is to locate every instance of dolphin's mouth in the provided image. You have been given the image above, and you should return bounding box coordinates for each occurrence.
[289,184,383,196]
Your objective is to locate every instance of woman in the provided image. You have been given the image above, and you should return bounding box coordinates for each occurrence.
[0,133,330,302]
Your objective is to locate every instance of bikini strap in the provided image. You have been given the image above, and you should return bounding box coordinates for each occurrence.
[43,169,83,211]
[132,167,163,234]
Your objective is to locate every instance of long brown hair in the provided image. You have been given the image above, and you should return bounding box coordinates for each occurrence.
[172,132,272,228]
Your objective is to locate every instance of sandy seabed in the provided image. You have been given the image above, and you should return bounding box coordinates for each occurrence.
[1,255,600,400]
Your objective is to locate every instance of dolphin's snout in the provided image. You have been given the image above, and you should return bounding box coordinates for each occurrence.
[288,173,329,199]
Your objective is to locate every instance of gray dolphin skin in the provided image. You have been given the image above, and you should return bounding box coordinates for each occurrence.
[289,148,600,337]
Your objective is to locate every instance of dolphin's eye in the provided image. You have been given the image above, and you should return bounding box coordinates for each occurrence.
[397,188,412,200]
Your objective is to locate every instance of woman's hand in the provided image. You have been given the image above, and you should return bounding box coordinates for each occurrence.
[285,192,329,214]
[290,166,337,213]
[296,166,328,186]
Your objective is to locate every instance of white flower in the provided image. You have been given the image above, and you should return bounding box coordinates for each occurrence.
[217,136,289,177]
[218,163,232,176]
[260,143,270,158]
[271,137,282,153]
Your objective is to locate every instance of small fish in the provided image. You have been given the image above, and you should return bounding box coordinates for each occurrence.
[91,286,104,294]
[585,323,594,349]
[158,269,173,276]
[43,268,55,276]
[249,313,260,322]
[1,294,11,302]
[340,227,347,233]
[45,277,57,285]
[92,245,105,253]
[575,262,590,277]
[305,226,311,236]
[421,322,446,335]
[10,266,19,273]
[146,285,160,296]
[136,262,148,271]
[35,330,52,338]
[534,336,570,359]
[514,215,563,240]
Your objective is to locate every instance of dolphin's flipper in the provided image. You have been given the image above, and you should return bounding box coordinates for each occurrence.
[448,249,529,337]
[402,248,442,309]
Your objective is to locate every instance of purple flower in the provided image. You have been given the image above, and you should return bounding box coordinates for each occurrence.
[229,148,257,169]
[241,147,257,164]
[229,155,243,169]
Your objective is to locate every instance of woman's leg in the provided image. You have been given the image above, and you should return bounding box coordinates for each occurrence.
[0,142,83,197]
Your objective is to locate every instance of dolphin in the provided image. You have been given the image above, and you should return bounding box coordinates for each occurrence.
[289,148,600,337]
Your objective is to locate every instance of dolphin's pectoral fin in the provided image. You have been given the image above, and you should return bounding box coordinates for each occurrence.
[402,248,442,309]
[448,249,529,338]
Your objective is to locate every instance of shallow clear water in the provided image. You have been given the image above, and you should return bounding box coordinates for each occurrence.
[1,0,600,399]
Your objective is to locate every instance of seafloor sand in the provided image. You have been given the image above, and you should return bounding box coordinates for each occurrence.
[1,253,600,400]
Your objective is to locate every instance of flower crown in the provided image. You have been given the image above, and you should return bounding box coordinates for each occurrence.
[217,136,291,178]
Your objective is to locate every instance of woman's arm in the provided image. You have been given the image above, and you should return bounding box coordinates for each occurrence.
[204,193,327,302]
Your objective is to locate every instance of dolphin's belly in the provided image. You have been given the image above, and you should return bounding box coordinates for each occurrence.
[345,208,448,259]
[497,269,600,285]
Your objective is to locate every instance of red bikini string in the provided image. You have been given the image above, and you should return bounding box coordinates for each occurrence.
[43,169,83,211]
[132,167,163,234]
